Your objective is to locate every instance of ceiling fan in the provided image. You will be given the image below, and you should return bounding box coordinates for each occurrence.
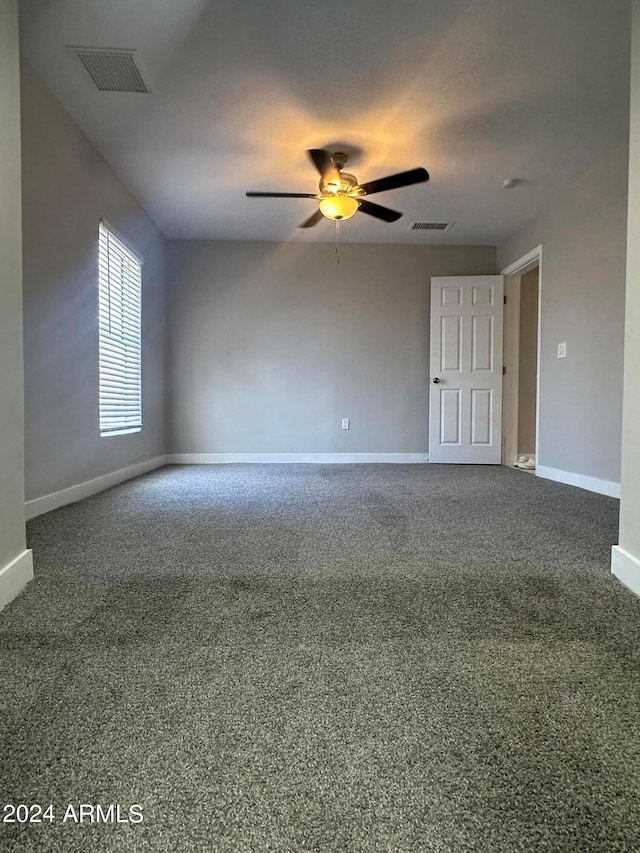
[246,149,430,228]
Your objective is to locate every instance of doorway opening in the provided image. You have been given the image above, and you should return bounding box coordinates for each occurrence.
[501,246,543,472]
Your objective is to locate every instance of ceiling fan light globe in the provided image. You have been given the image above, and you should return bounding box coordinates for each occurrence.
[319,194,358,221]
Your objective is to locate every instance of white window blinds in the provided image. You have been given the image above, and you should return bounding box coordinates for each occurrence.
[98,222,143,436]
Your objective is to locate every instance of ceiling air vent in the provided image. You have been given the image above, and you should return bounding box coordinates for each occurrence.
[69,47,150,93]
[410,222,453,231]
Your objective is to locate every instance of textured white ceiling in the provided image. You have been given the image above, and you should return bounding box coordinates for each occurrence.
[19,0,631,244]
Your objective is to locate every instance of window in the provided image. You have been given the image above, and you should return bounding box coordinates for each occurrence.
[98,221,142,436]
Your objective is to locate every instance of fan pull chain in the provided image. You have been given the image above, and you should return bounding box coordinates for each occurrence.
[335,220,340,264]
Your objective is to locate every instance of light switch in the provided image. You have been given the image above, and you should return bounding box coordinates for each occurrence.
[341,418,350,430]
[557,342,567,359]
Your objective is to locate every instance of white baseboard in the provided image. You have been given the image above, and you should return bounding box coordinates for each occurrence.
[536,465,620,498]
[25,455,168,520]
[166,453,430,464]
[0,549,34,611]
[611,545,640,598]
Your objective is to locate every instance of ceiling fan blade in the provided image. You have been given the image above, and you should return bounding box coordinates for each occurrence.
[246,191,318,198]
[307,149,341,189]
[358,167,429,196]
[298,209,324,229]
[357,198,402,223]
[307,149,334,177]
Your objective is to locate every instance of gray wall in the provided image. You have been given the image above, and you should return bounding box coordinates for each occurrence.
[0,1,27,573]
[518,267,538,456]
[21,63,167,502]
[498,143,628,485]
[167,241,496,454]
[618,0,640,563]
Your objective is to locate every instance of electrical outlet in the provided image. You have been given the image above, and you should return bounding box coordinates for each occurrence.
[341,418,350,430]
[557,342,567,359]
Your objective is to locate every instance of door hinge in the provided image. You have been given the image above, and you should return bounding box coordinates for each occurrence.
[503,294,507,304]
[502,365,506,375]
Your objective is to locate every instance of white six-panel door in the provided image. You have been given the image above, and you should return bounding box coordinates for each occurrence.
[429,276,504,464]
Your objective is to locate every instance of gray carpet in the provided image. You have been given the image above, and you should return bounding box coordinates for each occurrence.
[1,464,639,852]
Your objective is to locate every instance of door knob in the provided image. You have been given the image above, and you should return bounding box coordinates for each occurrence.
[432,377,440,384]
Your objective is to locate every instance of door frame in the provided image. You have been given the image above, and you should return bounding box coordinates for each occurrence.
[500,245,543,469]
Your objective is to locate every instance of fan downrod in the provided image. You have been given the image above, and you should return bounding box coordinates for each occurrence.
[331,152,348,170]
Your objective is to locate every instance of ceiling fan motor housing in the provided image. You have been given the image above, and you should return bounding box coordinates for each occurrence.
[320,171,359,195]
